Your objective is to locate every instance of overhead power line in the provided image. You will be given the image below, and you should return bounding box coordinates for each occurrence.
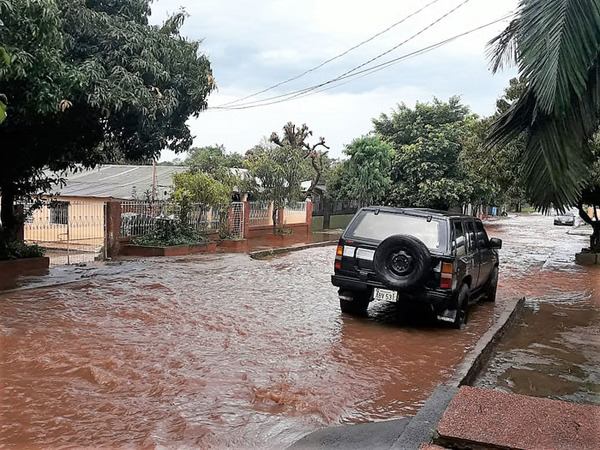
[209,13,513,111]
[218,0,443,108]
[211,0,475,110]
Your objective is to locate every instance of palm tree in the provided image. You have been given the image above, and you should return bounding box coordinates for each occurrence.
[487,0,600,250]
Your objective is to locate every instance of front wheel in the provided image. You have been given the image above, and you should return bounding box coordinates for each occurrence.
[482,266,498,302]
[339,290,370,316]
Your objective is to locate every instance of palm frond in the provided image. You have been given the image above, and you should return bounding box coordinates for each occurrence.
[522,116,590,211]
[488,58,600,210]
[519,0,600,115]
[487,18,520,74]
[486,88,536,149]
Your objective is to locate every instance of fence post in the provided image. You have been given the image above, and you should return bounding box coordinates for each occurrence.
[305,201,313,233]
[105,200,122,258]
[243,201,250,239]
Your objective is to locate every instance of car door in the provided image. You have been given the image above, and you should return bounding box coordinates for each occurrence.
[475,220,493,285]
[452,219,468,284]
[464,219,481,288]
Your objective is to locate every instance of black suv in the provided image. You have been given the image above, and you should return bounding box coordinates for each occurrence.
[331,207,502,328]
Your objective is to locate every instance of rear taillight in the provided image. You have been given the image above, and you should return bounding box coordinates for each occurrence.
[334,245,343,270]
[440,262,453,289]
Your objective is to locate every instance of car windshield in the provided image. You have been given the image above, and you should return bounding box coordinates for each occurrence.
[345,210,444,251]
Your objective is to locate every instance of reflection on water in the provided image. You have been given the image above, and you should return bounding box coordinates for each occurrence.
[0,214,593,448]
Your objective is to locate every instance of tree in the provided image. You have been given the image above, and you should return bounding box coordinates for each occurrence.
[579,136,600,251]
[460,79,527,210]
[373,97,474,210]
[327,135,393,206]
[486,0,600,232]
[186,145,245,172]
[0,0,215,243]
[184,144,247,191]
[269,122,330,200]
[171,170,231,207]
[246,142,305,233]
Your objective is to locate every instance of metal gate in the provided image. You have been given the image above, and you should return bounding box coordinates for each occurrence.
[23,201,107,266]
[230,202,244,239]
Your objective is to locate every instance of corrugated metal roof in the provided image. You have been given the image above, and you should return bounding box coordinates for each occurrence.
[46,165,188,200]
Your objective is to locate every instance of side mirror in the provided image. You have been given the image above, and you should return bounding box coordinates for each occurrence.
[489,237,502,249]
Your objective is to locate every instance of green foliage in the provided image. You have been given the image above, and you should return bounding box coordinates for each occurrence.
[171,170,231,207]
[269,122,330,200]
[0,0,215,241]
[328,135,392,206]
[186,145,245,173]
[461,79,527,207]
[183,144,252,195]
[373,97,474,210]
[0,241,45,260]
[487,0,600,211]
[131,218,206,247]
[247,144,304,209]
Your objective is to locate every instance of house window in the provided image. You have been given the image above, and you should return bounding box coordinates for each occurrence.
[50,201,69,225]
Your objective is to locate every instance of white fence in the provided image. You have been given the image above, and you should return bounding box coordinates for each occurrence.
[21,200,106,266]
[120,201,226,237]
[248,201,273,227]
[248,201,308,227]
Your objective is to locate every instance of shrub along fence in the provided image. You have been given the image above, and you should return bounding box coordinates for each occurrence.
[6,198,314,263]
[106,199,313,257]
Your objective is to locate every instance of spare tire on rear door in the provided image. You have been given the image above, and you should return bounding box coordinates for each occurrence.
[373,234,431,289]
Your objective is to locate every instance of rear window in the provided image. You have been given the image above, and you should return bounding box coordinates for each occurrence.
[345,210,445,251]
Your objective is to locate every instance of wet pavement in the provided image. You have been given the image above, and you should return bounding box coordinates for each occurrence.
[0,214,596,448]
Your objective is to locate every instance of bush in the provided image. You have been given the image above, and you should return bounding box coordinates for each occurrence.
[0,241,46,260]
[131,218,207,247]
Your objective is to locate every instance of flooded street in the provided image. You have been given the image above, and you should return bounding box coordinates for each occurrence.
[0,214,597,448]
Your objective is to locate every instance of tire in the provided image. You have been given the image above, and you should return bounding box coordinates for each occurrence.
[373,235,431,289]
[339,290,370,316]
[452,284,470,329]
[482,266,498,302]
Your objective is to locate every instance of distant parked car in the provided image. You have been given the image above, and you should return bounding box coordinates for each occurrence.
[331,207,502,329]
[554,212,575,226]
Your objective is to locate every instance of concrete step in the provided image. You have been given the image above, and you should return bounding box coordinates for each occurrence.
[435,386,600,449]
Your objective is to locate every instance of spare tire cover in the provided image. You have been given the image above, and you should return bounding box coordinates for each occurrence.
[373,234,431,289]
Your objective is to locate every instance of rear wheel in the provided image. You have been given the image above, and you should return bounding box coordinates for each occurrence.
[452,284,470,329]
[482,266,498,302]
[339,290,370,316]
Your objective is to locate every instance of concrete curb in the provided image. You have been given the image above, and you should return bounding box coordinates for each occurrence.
[248,240,338,259]
[447,296,526,387]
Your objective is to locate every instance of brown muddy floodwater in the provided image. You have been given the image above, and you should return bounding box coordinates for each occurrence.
[476,216,600,406]
[0,214,594,448]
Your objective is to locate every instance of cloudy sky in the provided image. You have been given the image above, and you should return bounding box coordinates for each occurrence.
[150,0,519,161]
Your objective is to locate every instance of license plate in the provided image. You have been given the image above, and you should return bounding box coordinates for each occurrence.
[373,288,398,302]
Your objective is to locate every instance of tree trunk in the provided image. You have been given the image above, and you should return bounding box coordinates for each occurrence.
[591,222,600,252]
[0,184,17,242]
[577,201,600,252]
[272,208,278,235]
